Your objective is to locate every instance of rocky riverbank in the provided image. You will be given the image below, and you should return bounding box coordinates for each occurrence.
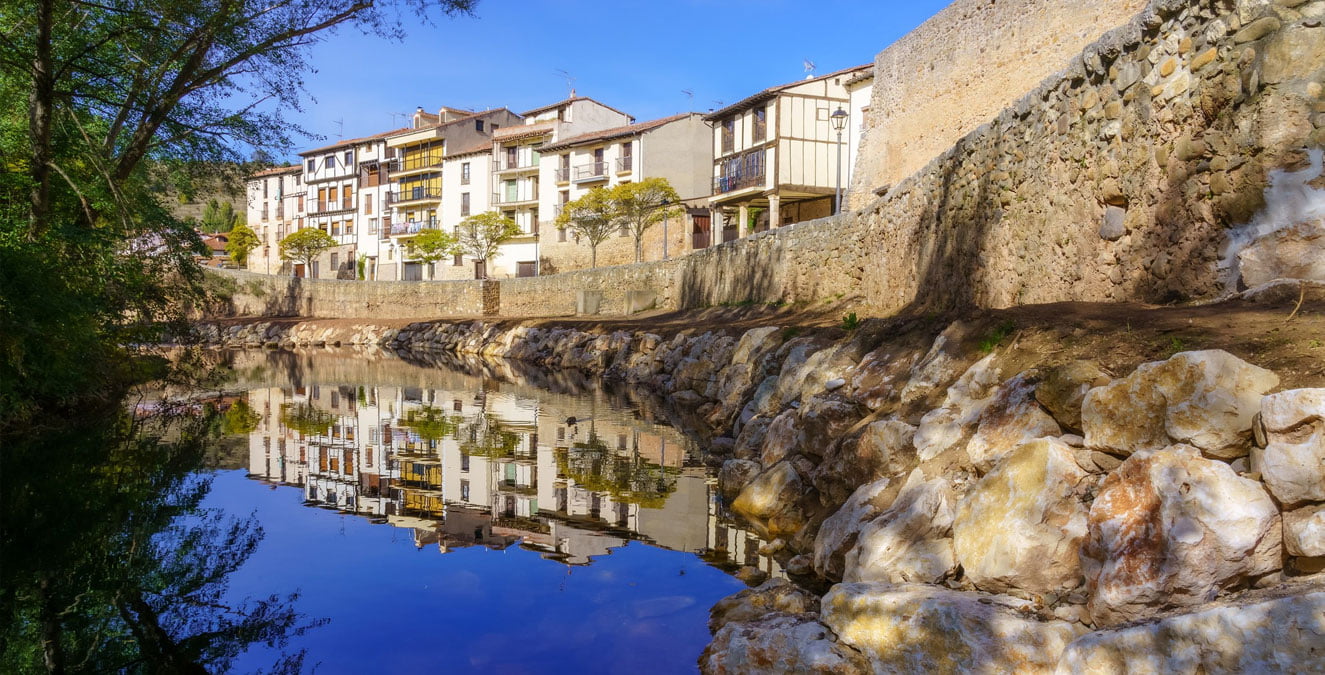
[193,286,1325,672]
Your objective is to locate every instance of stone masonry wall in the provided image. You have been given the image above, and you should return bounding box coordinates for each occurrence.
[848,0,1150,209]
[206,269,486,319]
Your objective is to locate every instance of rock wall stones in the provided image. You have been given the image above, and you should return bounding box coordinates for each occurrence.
[849,0,1150,206]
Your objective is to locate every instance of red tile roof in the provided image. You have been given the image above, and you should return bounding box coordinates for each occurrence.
[703,64,871,121]
[540,113,697,153]
[299,126,413,156]
[520,96,632,121]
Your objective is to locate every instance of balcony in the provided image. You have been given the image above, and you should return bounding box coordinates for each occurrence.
[713,171,766,195]
[387,187,442,205]
[491,191,539,207]
[616,156,633,173]
[387,219,439,237]
[572,161,608,184]
[308,199,355,215]
[554,167,571,183]
[494,158,540,175]
[389,155,445,176]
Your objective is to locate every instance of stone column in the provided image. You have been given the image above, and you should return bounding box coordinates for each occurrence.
[768,194,781,228]
[738,203,750,238]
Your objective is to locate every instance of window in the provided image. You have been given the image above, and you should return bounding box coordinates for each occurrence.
[453,252,462,266]
[263,179,269,198]
[453,399,462,412]
[306,159,315,172]
[753,106,767,142]
[324,155,336,170]
[460,192,470,217]
[620,141,633,171]
[296,194,304,211]
[559,153,570,179]
[342,184,353,209]
[505,146,517,170]
[461,162,471,185]
[475,120,484,132]
[721,118,735,153]
[364,197,373,215]
[344,150,353,165]
[327,186,338,209]
[369,218,377,234]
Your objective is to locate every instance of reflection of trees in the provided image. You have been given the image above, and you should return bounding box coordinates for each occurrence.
[554,432,678,509]
[278,402,334,437]
[0,403,319,672]
[220,398,261,436]
[459,414,521,459]
[399,406,461,442]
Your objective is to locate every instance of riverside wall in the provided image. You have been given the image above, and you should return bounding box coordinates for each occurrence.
[209,0,1325,322]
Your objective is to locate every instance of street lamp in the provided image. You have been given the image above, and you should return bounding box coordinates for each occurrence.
[830,107,849,215]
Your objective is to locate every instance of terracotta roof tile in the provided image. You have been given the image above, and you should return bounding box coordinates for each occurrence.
[540,113,697,153]
[703,64,871,121]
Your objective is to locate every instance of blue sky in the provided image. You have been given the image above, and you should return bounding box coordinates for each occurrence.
[279,0,954,158]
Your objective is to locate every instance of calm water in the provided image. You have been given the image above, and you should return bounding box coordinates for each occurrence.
[207,349,779,673]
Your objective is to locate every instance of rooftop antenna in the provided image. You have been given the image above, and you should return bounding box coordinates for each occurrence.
[681,89,694,111]
[389,112,408,127]
[803,58,817,79]
[554,69,576,98]
[333,117,345,140]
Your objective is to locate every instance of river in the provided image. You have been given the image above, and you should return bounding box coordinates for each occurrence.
[203,348,776,672]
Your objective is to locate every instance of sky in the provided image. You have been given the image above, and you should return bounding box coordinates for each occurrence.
[275,0,954,160]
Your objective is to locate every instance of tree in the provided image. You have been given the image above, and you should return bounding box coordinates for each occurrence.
[404,228,460,276]
[610,178,682,263]
[225,223,260,268]
[200,199,242,233]
[456,212,521,279]
[555,187,618,269]
[278,229,336,275]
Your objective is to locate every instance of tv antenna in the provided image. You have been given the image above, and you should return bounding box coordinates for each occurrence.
[681,89,694,109]
[554,69,576,97]
[332,117,345,140]
[803,58,817,79]
[389,111,408,127]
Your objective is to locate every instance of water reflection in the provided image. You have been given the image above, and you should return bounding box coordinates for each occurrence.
[235,350,778,575]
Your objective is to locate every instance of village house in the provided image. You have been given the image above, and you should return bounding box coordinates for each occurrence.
[537,112,713,272]
[244,165,304,275]
[703,64,870,240]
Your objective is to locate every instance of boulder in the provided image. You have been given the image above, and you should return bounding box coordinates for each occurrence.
[850,345,922,412]
[1055,586,1325,674]
[809,419,915,509]
[700,613,869,675]
[759,411,802,467]
[1082,350,1279,459]
[953,438,1092,594]
[822,583,1085,674]
[708,579,820,633]
[914,354,1002,462]
[1081,445,1282,625]
[1238,218,1325,288]
[1035,361,1111,431]
[731,462,802,523]
[732,417,771,461]
[718,459,762,500]
[813,477,894,581]
[843,470,957,584]
[965,372,1063,472]
[1284,504,1325,558]
[1256,388,1325,507]
[797,396,864,456]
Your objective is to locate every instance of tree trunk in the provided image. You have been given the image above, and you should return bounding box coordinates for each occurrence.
[38,578,65,674]
[591,246,597,269]
[634,235,642,263]
[28,0,55,238]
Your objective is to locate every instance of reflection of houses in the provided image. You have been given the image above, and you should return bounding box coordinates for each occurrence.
[242,371,777,574]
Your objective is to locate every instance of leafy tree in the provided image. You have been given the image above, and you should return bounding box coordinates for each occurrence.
[225,222,261,268]
[555,187,618,268]
[404,228,459,274]
[400,406,461,441]
[610,178,682,263]
[220,398,261,436]
[200,199,242,233]
[456,212,521,279]
[278,228,336,275]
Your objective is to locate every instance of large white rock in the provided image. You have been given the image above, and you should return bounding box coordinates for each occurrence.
[700,613,868,675]
[843,470,957,584]
[953,438,1092,594]
[731,461,801,522]
[1082,350,1279,459]
[1239,218,1325,288]
[1284,504,1325,558]
[1257,388,1325,507]
[914,354,1002,461]
[965,372,1063,472]
[1081,445,1282,625]
[813,477,893,581]
[1055,586,1325,674]
[822,582,1085,674]
[708,579,820,632]
[759,410,802,467]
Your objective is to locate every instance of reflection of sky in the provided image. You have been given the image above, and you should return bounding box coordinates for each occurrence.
[209,470,744,673]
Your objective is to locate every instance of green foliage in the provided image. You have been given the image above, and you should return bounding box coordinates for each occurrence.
[456,212,520,274]
[978,320,1017,353]
[220,398,261,436]
[553,432,677,508]
[278,228,336,269]
[609,178,682,262]
[459,414,522,458]
[399,406,461,441]
[405,228,459,266]
[1166,335,1187,356]
[781,326,802,341]
[200,198,242,233]
[555,187,618,268]
[225,222,260,267]
[841,312,860,331]
[356,253,368,280]
[278,403,334,437]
